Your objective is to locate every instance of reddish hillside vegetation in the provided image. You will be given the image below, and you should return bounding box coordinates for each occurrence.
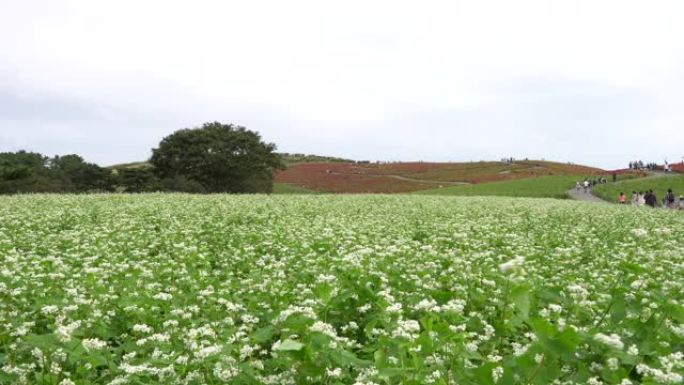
[670,162,684,172]
[275,160,605,193]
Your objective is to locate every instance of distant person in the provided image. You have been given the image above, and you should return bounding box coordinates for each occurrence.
[631,191,638,206]
[679,196,684,210]
[666,188,676,208]
[618,192,626,204]
[612,172,617,182]
[644,189,657,208]
[575,181,581,192]
[638,191,646,206]
[583,180,589,193]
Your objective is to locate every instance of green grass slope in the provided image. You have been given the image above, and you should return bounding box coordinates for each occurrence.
[414,175,583,199]
[106,161,152,170]
[277,153,354,165]
[273,183,319,194]
[593,174,684,203]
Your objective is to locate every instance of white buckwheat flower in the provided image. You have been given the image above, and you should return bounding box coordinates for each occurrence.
[82,338,107,352]
[499,256,524,273]
[594,333,624,350]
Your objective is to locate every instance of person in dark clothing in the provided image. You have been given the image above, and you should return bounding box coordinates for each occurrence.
[665,188,676,208]
[644,189,657,207]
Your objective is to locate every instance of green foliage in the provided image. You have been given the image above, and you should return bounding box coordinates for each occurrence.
[51,154,115,192]
[0,151,114,194]
[113,168,161,193]
[274,339,305,352]
[150,122,285,193]
[272,183,319,194]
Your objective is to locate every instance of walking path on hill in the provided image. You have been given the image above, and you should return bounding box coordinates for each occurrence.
[567,187,607,203]
[328,171,471,185]
[385,175,471,185]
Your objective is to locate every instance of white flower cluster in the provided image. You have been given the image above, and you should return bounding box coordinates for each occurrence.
[391,319,421,341]
[82,338,107,352]
[593,333,624,350]
[498,256,524,273]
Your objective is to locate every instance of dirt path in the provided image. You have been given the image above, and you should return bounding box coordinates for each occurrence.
[567,186,607,203]
[385,175,471,185]
[328,171,471,186]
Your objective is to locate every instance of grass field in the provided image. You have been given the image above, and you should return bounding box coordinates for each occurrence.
[593,174,684,204]
[414,175,583,199]
[2,194,683,384]
[273,183,319,194]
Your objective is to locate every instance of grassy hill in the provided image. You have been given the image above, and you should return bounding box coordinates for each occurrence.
[413,175,583,199]
[275,160,605,193]
[277,153,354,165]
[105,161,152,170]
[593,173,684,204]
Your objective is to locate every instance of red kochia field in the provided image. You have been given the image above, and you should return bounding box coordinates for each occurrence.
[275,160,605,193]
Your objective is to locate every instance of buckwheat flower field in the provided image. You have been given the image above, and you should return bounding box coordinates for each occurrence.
[1,195,683,385]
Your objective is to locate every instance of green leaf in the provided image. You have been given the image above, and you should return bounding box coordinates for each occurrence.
[374,349,385,368]
[473,362,496,385]
[314,283,332,303]
[24,333,60,350]
[274,339,304,351]
[250,325,277,344]
[330,349,371,367]
[511,286,531,321]
[529,318,580,357]
[378,367,411,379]
[610,295,626,324]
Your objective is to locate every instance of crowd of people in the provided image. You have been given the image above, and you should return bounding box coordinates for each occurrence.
[628,160,678,172]
[628,160,659,171]
[575,177,608,194]
[575,177,683,209]
[618,189,684,209]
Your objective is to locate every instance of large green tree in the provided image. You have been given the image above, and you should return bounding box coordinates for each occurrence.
[150,122,285,193]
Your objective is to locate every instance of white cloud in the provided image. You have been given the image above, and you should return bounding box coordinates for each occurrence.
[1,0,683,168]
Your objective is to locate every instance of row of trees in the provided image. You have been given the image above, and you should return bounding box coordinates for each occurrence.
[1,122,285,194]
[0,152,113,194]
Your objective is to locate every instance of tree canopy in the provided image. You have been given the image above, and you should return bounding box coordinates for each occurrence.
[0,151,114,194]
[150,122,285,193]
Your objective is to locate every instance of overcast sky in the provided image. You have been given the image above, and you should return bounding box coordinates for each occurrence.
[1,1,683,169]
